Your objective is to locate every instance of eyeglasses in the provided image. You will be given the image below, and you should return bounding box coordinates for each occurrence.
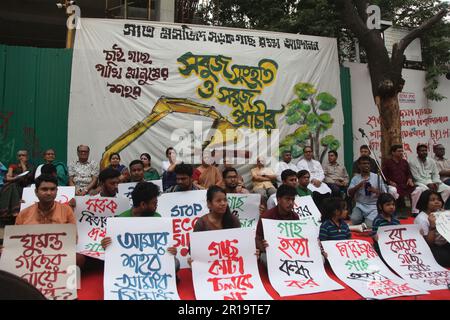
[18,154,27,157]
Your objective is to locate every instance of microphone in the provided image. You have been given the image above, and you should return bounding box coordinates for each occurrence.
[358,128,366,137]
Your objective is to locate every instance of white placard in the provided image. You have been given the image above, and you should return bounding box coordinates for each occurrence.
[227,193,261,229]
[273,195,321,224]
[263,218,343,296]
[0,224,77,300]
[75,195,131,260]
[322,239,428,300]
[104,217,180,300]
[378,224,450,291]
[158,190,207,268]
[20,186,75,211]
[190,227,272,300]
[435,210,450,244]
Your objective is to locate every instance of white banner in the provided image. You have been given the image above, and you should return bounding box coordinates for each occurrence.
[262,219,343,296]
[158,190,207,268]
[0,224,77,300]
[69,19,343,179]
[118,180,163,207]
[322,239,427,300]
[273,195,321,225]
[20,186,75,211]
[227,193,261,229]
[190,227,272,300]
[104,217,180,300]
[75,195,130,259]
[346,62,450,159]
[378,224,450,291]
[436,210,450,244]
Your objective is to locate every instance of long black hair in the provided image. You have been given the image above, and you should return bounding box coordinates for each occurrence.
[206,185,237,229]
[416,190,444,213]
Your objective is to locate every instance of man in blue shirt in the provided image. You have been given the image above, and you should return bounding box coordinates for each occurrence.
[348,156,387,228]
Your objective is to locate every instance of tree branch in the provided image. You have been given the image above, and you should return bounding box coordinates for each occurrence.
[397,8,448,55]
[333,0,369,39]
[354,0,369,23]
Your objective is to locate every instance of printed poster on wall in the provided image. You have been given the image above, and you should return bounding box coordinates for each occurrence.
[378,224,450,291]
[346,61,450,160]
[190,227,272,300]
[0,224,77,300]
[262,219,343,296]
[322,239,428,300]
[69,18,344,179]
[104,217,180,300]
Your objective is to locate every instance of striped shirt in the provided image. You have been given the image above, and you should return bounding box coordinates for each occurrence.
[371,215,401,236]
[319,219,351,241]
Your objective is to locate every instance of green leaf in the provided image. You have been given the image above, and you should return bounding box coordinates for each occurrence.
[319,113,333,124]
[294,83,317,100]
[286,112,302,125]
[320,135,336,146]
[316,92,337,111]
[281,134,297,147]
[329,139,341,150]
[291,144,303,158]
[306,113,320,130]
[293,125,310,141]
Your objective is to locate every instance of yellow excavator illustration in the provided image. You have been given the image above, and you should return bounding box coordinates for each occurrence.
[100,97,244,169]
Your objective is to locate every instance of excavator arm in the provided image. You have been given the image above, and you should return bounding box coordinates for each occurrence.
[100,97,241,168]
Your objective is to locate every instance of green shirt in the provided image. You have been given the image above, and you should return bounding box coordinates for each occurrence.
[296,187,312,197]
[144,168,160,181]
[118,208,161,218]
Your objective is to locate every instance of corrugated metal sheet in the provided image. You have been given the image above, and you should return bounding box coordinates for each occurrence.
[0,45,72,167]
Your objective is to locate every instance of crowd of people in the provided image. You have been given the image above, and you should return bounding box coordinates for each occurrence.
[0,141,449,273]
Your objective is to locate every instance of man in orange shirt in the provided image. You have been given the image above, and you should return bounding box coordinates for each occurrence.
[15,174,83,267]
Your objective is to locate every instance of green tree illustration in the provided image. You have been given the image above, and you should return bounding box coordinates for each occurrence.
[280,82,340,163]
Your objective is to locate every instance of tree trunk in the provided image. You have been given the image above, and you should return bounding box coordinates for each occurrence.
[375,94,402,165]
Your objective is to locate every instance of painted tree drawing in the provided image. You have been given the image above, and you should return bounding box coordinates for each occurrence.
[280,82,340,163]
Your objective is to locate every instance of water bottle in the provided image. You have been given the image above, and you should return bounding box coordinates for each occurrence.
[364,182,372,196]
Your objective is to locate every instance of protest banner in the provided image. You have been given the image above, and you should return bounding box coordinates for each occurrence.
[75,195,130,259]
[263,218,343,296]
[322,239,427,299]
[191,227,272,300]
[104,217,180,300]
[0,224,77,300]
[378,224,450,290]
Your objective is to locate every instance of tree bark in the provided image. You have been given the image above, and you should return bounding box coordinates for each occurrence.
[333,0,447,163]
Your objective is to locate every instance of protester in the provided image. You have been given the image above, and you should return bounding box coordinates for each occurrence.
[414,190,450,267]
[140,153,160,181]
[319,197,351,241]
[68,145,99,196]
